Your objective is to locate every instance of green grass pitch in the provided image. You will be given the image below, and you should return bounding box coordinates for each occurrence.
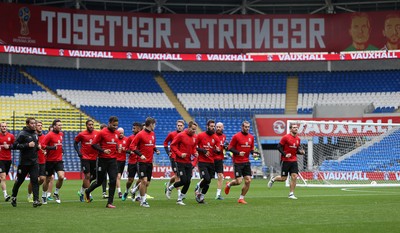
[1,179,399,233]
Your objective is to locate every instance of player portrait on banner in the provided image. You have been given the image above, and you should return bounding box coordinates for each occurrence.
[344,12,378,51]
[381,14,400,50]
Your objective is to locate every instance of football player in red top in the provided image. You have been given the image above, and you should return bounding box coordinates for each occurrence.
[85,116,120,208]
[116,127,128,198]
[41,119,64,204]
[27,120,47,202]
[121,122,142,201]
[166,121,198,206]
[0,122,15,201]
[224,121,260,204]
[74,120,98,202]
[268,123,305,200]
[163,120,185,199]
[194,120,220,204]
[130,117,159,208]
[214,122,227,200]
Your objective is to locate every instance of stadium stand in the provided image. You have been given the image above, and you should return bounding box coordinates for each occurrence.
[1,65,98,171]
[162,71,288,166]
[3,64,399,172]
[297,71,400,114]
[319,129,400,172]
[1,65,96,130]
[21,67,284,168]
[24,66,183,167]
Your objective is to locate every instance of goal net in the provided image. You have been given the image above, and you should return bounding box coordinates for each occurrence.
[287,120,400,187]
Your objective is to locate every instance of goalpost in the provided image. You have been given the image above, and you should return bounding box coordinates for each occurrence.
[286,120,400,187]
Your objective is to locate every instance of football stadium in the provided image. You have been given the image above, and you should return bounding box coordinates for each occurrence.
[0,1,399,232]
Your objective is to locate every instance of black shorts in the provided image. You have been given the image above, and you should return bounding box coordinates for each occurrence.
[127,163,138,178]
[117,161,126,174]
[176,162,193,180]
[214,159,224,174]
[45,161,64,177]
[138,162,153,181]
[233,162,252,178]
[0,160,11,174]
[198,162,215,180]
[81,159,97,175]
[169,157,177,173]
[38,164,46,176]
[95,158,117,190]
[281,161,299,176]
[16,164,39,188]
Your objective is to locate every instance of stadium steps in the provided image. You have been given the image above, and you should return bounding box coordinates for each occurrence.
[19,70,100,130]
[154,75,199,130]
[285,76,298,114]
[0,99,97,131]
[23,109,95,131]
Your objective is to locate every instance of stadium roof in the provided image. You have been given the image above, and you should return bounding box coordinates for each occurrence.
[17,0,400,15]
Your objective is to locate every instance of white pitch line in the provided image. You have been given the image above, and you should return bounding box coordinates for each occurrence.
[0,191,398,206]
[340,188,399,194]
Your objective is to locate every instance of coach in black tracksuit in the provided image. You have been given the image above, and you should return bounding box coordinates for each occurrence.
[11,117,42,207]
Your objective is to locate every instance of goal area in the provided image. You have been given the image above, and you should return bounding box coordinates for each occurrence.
[286,120,400,187]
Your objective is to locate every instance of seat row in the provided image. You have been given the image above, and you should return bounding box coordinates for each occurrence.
[297,92,399,112]
[57,90,174,108]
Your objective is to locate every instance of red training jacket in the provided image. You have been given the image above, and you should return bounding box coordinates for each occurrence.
[171,129,197,164]
[74,130,98,161]
[129,129,156,164]
[0,132,15,161]
[92,128,120,159]
[279,133,301,162]
[228,132,254,164]
[41,131,64,162]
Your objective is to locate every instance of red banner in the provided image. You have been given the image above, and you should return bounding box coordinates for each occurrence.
[1,3,399,53]
[301,171,400,181]
[10,170,399,181]
[7,166,236,180]
[1,45,400,62]
[256,116,400,137]
[150,165,235,179]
